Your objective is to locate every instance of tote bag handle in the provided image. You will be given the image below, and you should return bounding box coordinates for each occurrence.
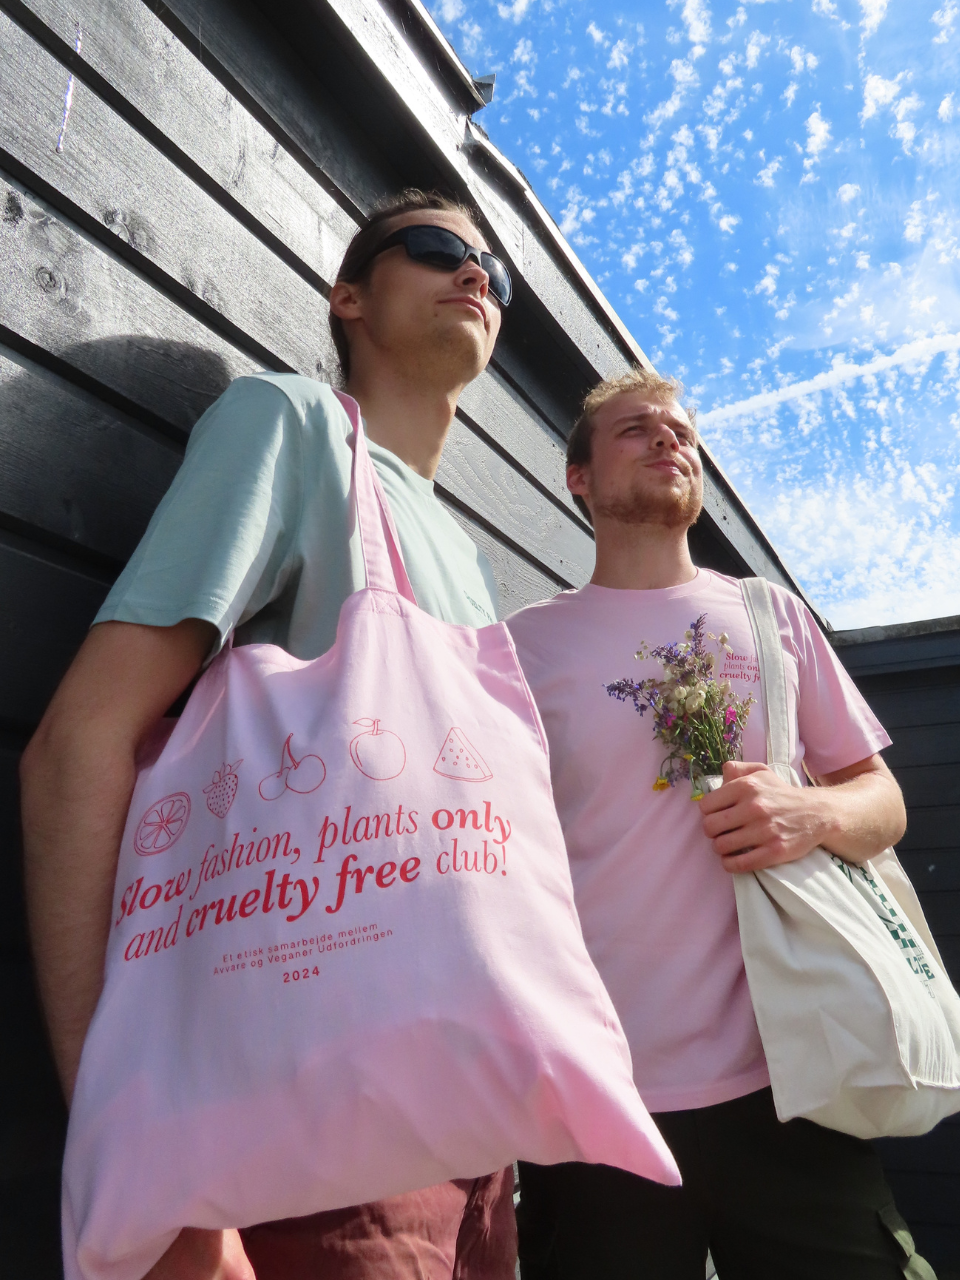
[740,576,791,775]
[334,390,417,605]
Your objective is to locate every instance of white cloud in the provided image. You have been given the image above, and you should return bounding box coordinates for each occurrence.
[802,107,831,178]
[644,58,699,129]
[838,182,861,202]
[754,262,780,295]
[904,200,925,243]
[670,0,713,52]
[586,21,607,44]
[512,37,536,64]
[745,31,769,68]
[932,0,958,42]
[435,0,464,19]
[861,72,902,121]
[939,93,955,122]
[607,39,631,69]
[718,213,741,233]
[497,0,534,21]
[812,0,839,14]
[756,156,782,186]
[782,82,798,107]
[859,0,890,38]
[459,19,483,54]
[698,332,960,424]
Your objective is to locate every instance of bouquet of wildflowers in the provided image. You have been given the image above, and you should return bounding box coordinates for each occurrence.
[606,613,755,800]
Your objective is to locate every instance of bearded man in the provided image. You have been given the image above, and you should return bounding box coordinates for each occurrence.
[506,369,936,1280]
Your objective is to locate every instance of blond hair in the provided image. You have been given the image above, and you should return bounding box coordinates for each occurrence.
[565,368,697,522]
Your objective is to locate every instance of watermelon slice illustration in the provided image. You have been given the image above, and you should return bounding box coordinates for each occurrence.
[433,728,492,782]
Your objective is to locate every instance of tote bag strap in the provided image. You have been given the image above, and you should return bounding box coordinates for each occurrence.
[333,390,417,605]
[740,576,792,775]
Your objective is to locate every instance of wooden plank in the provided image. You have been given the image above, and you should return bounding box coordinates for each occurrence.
[158,0,395,209]
[0,11,338,379]
[0,345,181,562]
[883,722,960,771]
[0,956,67,1186]
[915,891,960,939]
[438,417,594,587]
[440,499,563,618]
[0,742,28,952]
[458,366,585,522]
[0,539,108,728]
[13,0,358,281]
[897,851,960,894]
[858,683,960,733]
[890,763,960,811]
[0,173,259,431]
[898,807,960,852]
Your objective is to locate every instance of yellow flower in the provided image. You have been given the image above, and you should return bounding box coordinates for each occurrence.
[690,790,704,801]
[683,753,694,761]
[653,776,670,792]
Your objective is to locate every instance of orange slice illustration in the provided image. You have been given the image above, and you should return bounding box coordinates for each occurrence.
[134,792,191,856]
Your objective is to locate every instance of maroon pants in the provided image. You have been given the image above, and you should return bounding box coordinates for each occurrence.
[239,1170,517,1280]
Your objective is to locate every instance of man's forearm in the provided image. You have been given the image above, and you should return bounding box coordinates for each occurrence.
[22,722,137,1101]
[810,770,906,864]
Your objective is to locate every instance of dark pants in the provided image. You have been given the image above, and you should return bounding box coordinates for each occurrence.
[517,1088,936,1280]
[239,1170,517,1280]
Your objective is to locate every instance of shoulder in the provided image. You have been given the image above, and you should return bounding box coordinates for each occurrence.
[191,374,351,459]
[222,373,348,431]
[506,590,580,650]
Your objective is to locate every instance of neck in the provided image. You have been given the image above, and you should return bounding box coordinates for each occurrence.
[344,364,460,480]
[590,517,698,590]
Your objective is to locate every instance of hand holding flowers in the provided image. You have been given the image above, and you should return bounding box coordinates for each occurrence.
[606,614,755,799]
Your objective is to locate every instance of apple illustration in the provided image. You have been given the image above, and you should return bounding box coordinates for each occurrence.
[349,719,406,781]
[259,734,326,800]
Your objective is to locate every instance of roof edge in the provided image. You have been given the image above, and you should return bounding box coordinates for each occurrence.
[832,614,960,647]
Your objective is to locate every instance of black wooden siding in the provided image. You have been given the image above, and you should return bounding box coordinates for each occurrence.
[834,621,960,1277]
[0,0,820,1272]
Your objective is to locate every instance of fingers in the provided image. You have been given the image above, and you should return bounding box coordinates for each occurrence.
[722,760,769,781]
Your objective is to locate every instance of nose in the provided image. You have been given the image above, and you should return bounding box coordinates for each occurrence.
[455,253,489,298]
[653,422,681,450]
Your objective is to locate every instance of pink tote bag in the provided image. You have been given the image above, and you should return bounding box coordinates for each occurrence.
[63,392,679,1280]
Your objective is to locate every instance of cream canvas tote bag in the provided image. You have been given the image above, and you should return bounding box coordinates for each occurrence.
[729,576,960,1139]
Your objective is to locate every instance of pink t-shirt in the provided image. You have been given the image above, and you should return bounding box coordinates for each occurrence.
[507,570,891,1113]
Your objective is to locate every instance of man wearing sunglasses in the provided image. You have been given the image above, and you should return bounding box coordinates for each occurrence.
[22,191,517,1280]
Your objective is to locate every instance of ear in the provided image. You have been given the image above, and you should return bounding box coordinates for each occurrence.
[566,461,590,500]
[329,279,364,323]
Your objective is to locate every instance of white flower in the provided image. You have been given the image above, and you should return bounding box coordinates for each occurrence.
[685,687,706,712]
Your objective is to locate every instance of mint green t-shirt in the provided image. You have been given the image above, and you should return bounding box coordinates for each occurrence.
[95,374,498,656]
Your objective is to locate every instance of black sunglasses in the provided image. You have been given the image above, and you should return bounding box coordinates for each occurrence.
[363,224,512,308]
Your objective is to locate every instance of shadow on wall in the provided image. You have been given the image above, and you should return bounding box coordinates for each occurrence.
[0,337,236,1280]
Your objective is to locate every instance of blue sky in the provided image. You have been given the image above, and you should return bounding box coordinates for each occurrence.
[430,0,960,629]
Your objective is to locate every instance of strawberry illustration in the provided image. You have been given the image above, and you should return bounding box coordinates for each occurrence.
[204,760,243,818]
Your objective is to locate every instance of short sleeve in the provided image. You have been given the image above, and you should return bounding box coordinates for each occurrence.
[95,375,305,648]
[773,588,892,777]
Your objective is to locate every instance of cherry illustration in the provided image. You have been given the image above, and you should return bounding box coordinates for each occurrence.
[259,734,326,801]
[134,792,191,856]
[349,719,406,781]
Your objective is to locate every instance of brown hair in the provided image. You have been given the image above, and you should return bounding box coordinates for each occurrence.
[329,188,483,379]
[566,368,697,521]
